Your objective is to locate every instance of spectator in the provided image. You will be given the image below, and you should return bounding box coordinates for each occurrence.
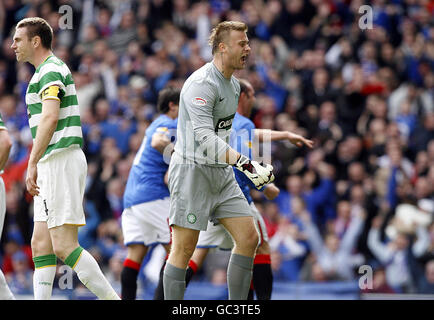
[274,161,335,226]
[367,215,430,293]
[417,260,434,294]
[300,207,366,281]
[269,215,308,282]
[361,266,396,294]
[105,249,126,296]
[5,251,33,295]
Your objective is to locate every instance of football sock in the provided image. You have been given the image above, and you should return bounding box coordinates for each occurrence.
[155,260,196,300]
[0,269,14,300]
[153,260,166,300]
[185,260,197,286]
[64,246,120,300]
[247,281,254,300]
[252,254,273,300]
[163,262,186,300]
[227,253,254,300]
[32,254,57,300]
[121,258,141,300]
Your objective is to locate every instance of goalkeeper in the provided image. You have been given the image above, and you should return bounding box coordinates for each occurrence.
[164,21,275,300]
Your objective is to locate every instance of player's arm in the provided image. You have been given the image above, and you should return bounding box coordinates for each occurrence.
[164,170,169,185]
[184,83,237,164]
[263,183,280,200]
[151,132,174,155]
[0,128,12,172]
[26,87,61,196]
[254,129,314,148]
[185,82,274,189]
[28,94,60,165]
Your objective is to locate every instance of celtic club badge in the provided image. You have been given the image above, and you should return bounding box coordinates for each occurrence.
[187,213,197,224]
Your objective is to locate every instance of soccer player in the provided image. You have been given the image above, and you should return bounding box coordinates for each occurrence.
[190,78,313,300]
[120,87,180,300]
[11,17,119,300]
[0,113,15,300]
[163,21,275,300]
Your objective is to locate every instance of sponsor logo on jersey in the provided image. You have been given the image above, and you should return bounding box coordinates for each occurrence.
[215,114,235,131]
[192,97,207,106]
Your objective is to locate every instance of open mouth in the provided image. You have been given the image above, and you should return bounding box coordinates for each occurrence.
[241,55,248,63]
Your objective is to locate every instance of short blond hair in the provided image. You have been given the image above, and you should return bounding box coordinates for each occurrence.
[16,17,53,49]
[208,21,248,55]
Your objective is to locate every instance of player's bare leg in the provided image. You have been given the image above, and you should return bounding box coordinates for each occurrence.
[49,224,120,300]
[163,225,200,300]
[31,221,56,299]
[219,216,259,300]
[191,247,210,270]
[121,244,148,300]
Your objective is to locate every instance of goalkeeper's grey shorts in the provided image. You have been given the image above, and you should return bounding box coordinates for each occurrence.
[167,154,252,231]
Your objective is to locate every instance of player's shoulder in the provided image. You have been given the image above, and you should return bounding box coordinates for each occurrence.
[154,114,177,128]
[39,55,65,70]
[37,55,68,76]
[234,112,255,129]
[186,63,219,89]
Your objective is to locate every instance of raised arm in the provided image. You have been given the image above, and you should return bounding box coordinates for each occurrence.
[367,216,393,264]
[412,225,430,258]
[340,209,366,253]
[300,212,325,256]
[254,129,314,148]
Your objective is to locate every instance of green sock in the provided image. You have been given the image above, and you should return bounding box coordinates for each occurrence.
[64,247,83,269]
[33,254,57,300]
[64,246,120,300]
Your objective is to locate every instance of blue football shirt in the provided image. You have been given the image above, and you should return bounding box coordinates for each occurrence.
[123,114,177,208]
[230,112,258,204]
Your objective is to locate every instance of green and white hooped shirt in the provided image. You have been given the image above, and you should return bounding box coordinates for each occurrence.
[25,55,83,161]
[0,113,5,131]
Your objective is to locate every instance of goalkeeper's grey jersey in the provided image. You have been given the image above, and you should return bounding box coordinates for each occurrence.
[173,62,240,167]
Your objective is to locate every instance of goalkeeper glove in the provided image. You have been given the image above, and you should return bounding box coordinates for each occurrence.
[234,154,275,190]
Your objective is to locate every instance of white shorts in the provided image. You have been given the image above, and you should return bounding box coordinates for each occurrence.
[121,197,171,246]
[196,202,269,249]
[196,220,233,250]
[251,202,269,244]
[33,147,87,229]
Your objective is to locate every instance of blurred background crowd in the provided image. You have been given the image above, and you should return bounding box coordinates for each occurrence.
[0,0,433,298]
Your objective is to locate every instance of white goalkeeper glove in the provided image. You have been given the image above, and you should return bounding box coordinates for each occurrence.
[234,154,275,190]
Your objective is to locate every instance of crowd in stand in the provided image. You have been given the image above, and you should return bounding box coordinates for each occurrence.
[0,0,433,297]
